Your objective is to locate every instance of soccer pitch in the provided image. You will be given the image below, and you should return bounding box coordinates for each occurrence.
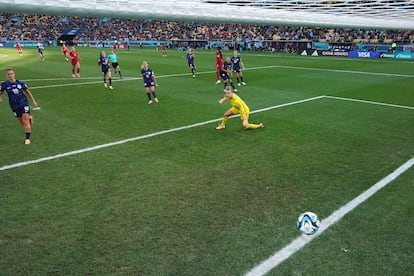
[0,47,413,275]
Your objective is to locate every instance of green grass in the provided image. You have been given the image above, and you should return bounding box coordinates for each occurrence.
[0,47,413,275]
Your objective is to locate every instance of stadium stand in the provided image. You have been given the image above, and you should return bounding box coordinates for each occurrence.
[1,13,413,47]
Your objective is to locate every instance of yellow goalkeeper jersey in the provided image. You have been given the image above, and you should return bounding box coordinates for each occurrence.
[225,93,250,118]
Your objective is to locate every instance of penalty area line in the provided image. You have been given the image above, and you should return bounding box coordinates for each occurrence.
[28,71,213,90]
[245,156,414,276]
[325,95,414,110]
[0,96,322,171]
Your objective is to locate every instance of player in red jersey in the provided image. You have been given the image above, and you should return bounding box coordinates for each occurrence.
[61,43,69,61]
[113,40,118,54]
[16,43,23,56]
[162,44,167,57]
[69,46,80,78]
[215,47,223,84]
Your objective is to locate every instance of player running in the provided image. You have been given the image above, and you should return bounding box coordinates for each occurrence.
[61,43,69,61]
[69,46,80,78]
[37,43,45,61]
[141,61,159,104]
[108,49,122,79]
[0,68,39,144]
[98,51,113,90]
[216,86,264,130]
[186,48,196,77]
[112,40,118,54]
[231,51,246,86]
[215,47,223,84]
[16,42,23,56]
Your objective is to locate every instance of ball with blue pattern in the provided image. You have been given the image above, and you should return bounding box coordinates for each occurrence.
[296,211,320,235]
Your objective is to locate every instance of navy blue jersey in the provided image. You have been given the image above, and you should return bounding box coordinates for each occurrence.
[223,61,232,71]
[219,70,230,81]
[231,56,242,71]
[99,56,110,72]
[37,46,44,54]
[187,53,195,66]
[1,80,29,110]
[141,68,155,87]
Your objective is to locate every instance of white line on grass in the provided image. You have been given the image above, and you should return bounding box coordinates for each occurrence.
[29,80,119,90]
[0,96,323,171]
[246,156,414,276]
[25,77,103,81]
[27,64,413,90]
[243,65,414,78]
[250,95,325,114]
[325,95,414,110]
[27,72,213,90]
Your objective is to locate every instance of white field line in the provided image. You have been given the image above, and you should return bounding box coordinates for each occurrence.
[29,80,121,90]
[246,156,414,276]
[1,95,411,171]
[242,65,414,78]
[250,95,325,114]
[26,64,413,90]
[0,96,322,171]
[25,71,210,90]
[325,95,414,110]
[26,77,103,81]
[25,73,195,83]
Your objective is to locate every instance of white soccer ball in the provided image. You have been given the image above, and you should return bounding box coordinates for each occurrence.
[296,211,320,235]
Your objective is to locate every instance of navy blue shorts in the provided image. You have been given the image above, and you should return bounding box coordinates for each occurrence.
[12,105,30,117]
[144,81,155,88]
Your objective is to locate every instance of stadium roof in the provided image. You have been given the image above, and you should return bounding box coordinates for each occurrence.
[1,0,414,30]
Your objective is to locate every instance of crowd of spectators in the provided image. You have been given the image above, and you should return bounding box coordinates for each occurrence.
[1,13,413,45]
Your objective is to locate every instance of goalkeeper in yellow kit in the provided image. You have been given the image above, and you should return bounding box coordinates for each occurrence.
[216,86,264,130]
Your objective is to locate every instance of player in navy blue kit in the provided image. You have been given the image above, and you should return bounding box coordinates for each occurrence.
[37,43,45,61]
[141,61,159,104]
[219,65,237,92]
[231,51,246,86]
[0,69,39,145]
[186,48,196,78]
[98,51,113,90]
[223,56,233,78]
